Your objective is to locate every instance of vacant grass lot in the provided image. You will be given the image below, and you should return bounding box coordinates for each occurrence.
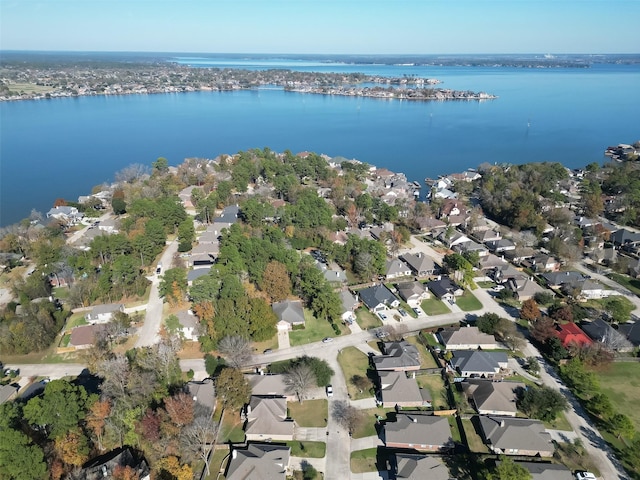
[288,399,328,427]
[289,310,346,346]
[338,347,374,400]
[65,311,88,331]
[404,336,438,368]
[416,374,448,409]
[456,290,483,312]
[355,307,383,330]
[421,298,451,315]
[285,441,326,458]
[596,362,640,431]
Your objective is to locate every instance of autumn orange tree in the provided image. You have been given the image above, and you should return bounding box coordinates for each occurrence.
[520,298,541,322]
[260,260,291,302]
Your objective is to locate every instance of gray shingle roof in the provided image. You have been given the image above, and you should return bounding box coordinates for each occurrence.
[226,444,290,480]
[385,414,452,448]
[358,284,398,310]
[478,416,553,454]
[373,341,421,370]
[450,350,508,375]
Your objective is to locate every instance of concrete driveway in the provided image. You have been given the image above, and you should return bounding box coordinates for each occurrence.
[277,328,291,349]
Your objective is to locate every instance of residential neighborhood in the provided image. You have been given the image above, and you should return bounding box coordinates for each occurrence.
[1,148,640,480]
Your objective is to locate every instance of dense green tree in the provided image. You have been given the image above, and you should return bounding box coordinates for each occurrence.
[488,456,532,480]
[159,268,188,305]
[177,217,195,252]
[517,385,568,422]
[0,429,48,480]
[215,367,250,410]
[602,296,634,323]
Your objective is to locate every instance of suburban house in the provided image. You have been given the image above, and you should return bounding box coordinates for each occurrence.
[0,384,19,405]
[247,374,295,401]
[339,290,359,324]
[226,444,290,480]
[79,447,150,480]
[396,282,429,306]
[628,258,640,279]
[565,279,613,300]
[393,454,451,480]
[186,378,216,412]
[415,217,446,235]
[438,231,470,248]
[476,229,502,243]
[272,300,306,331]
[46,205,81,223]
[319,265,348,284]
[502,461,573,480]
[485,239,516,253]
[462,379,524,417]
[174,310,200,341]
[581,319,633,352]
[378,370,431,408]
[384,414,454,452]
[524,254,560,273]
[401,252,436,277]
[373,341,421,372]
[427,277,464,303]
[618,320,640,347]
[542,271,585,289]
[187,267,211,286]
[449,351,509,378]
[189,243,217,267]
[97,218,119,234]
[358,284,400,312]
[453,240,489,258]
[85,303,124,324]
[554,323,593,349]
[438,326,498,350]
[215,205,240,224]
[506,277,547,302]
[69,324,104,349]
[477,416,554,457]
[244,396,294,442]
[611,228,640,248]
[385,258,412,280]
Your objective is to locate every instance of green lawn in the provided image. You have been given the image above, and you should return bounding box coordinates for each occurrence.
[420,330,441,347]
[289,310,346,347]
[404,336,438,368]
[447,416,462,443]
[609,272,640,298]
[595,362,640,431]
[205,448,230,480]
[461,418,488,453]
[456,290,483,312]
[416,374,448,409]
[288,399,328,427]
[252,334,278,353]
[285,441,326,458]
[350,448,378,473]
[351,407,395,439]
[338,347,374,400]
[355,307,383,330]
[219,411,245,443]
[421,298,451,315]
[65,311,88,331]
[542,410,572,432]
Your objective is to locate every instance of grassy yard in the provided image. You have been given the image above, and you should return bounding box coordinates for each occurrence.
[351,407,395,439]
[338,347,374,400]
[456,290,483,312]
[420,330,442,348]
[289,310,346,347]
[252,334,279,353]
[65,311,88,331]
[595,362,640,431]
[416,374,448,409]
[609,272,640,298]
[421,298,451,316]
[350,448,379,473]
[205,448,230,480]
[461,418,489,453]
[285,441,326,458]
[404,336,438,369]
[543,410,573,432]
[219,411,245,443]
[288,399,328,427]
[355,307,383,330]
[447,416,462,443]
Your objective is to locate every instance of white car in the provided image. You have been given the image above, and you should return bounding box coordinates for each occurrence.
[322,337,333,343]
[492,285,505,292]
[326,385,333,397]
[575,472,597,480]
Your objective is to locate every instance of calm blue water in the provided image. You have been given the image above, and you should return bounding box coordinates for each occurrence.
[1,61,639,226]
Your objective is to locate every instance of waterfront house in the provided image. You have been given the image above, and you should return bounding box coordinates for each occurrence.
[478,416,554,457]
[384,414,454,452]
[46,205,81,223]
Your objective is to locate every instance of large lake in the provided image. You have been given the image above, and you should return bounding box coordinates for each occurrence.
[1,59,639,226]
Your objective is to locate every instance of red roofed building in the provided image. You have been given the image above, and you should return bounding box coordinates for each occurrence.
[555,323,593,348]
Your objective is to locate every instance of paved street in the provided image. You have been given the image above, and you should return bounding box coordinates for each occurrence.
[135,239,179,348]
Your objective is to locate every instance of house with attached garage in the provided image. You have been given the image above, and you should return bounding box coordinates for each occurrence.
[186,378,216,412]
[384,414,454,452]
[401,252,436,277]
[358,284,400,312]
[462,379,524,417]
[339,290,359,323]
[246,373,296,401]
[272,300,306,331]
[502,461,573,480]
[46,205,82,223]
[396,281,429,306]
[225,444,290,480]
[243,396,294,442]
[449,350,509,378]
[438,326,498,350]
[378,370,431,408]
[373,340,421,372]
[393,454,451,480]
[385,258,412,280]
[85,303,124,324]
[477,416,554,457]
[427,277,464,303]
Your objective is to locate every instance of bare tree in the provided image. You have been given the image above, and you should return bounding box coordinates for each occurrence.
[284,363,315,402]
[115,163,149,184]
[181,408,218,476]
[218,335,253,368]
[602,327,633,352]
[331,400,363,434]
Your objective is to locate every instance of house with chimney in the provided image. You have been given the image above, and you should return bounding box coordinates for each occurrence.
[477,416,554,457]
[462,379,524,417]
[401,252,436,277]
[373,340,421,372]
[384,414,454,452]
[438,326,498,350]
[378,370,431,408]
[226,444,290,480]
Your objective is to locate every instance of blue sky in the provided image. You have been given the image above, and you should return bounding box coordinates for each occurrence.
[1,0,638,54]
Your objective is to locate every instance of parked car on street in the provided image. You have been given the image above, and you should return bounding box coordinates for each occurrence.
[326,385,333,397]
[322,337,333,343]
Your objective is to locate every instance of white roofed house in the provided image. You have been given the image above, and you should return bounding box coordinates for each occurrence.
[46,205,82,224]
[173,310,200,341]
[85,303,124,324]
